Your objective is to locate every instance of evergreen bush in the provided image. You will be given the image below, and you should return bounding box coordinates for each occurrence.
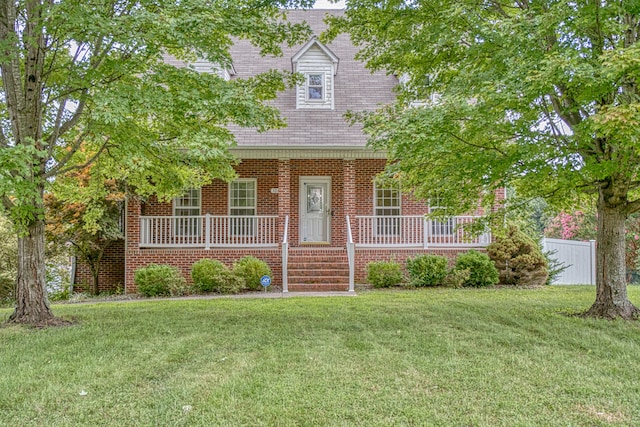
[487,225,549,286]
[135,264,186,297]
[406,254,448,286]
[455,250,499,287]
[367,260,404,288]
[233,256,272,291]
[443,268,470,289]
[191,259,229,293]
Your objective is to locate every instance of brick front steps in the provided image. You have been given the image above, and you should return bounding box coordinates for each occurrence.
[287,248,350,292]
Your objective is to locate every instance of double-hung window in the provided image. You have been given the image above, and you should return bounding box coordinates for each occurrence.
[429,197,455,236]
[173,189,201,237]
[307,74,324,100]
[374,185,401,236]
[229,179,256,236]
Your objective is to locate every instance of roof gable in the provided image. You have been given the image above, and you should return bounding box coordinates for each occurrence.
[291,37,339,74]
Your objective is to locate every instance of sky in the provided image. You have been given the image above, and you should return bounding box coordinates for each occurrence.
[313,0,346,8]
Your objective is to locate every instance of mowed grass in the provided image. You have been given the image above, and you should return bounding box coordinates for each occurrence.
[1,287,640,426]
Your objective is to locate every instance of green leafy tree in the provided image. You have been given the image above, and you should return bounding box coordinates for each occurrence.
[0,0,312,325]
[328,1,640,319]
[45,164,124,296]
[0,214,17,302]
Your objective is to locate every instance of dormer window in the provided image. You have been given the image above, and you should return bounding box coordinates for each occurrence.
[292,37,339,110]
[307,74,324,100]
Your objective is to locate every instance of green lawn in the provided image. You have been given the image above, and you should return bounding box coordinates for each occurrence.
[1,286,639,426]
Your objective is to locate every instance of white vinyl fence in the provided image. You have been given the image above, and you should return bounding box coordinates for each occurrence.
[542,238,596,285]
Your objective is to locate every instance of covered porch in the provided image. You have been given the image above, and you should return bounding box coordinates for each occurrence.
[134,213,490,292]
[122,152,499,293]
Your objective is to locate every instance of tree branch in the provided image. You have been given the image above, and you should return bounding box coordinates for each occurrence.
[445,131,508,157]
[44,129,88,178]
[47,136,111,178]
[2,195,14,211]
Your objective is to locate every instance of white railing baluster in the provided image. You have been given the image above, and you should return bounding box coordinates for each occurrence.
[354,215,489,248]
[138,215,280,248]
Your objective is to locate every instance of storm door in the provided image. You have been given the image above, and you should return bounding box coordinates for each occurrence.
[299,177,331,243]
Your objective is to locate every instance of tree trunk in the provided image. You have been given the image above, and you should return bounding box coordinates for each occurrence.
[584,192,639,320]
[7,218,56,326]
[90,262,100,296]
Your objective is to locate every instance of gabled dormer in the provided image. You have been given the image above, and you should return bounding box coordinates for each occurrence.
[292,37,339,110]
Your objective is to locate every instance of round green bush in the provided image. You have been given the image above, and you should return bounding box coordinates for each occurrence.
[407,254,448,286]
[455,250,499,287]
[191,259,229,293]
[233,256,272,291]
[487,225,548,286]
[217,270,245,294]
[367,260,404,288]
[135,264,186,297]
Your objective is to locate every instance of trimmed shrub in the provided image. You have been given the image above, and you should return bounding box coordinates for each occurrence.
[367,260,404,288]
[217,270,246,294]
[135,264,186,297]
[443,268,470,289]
[233,256,272,291]
[191,259,229,293]
[455,250,499,287]
[407,254,448,287]
[487,225,549,286]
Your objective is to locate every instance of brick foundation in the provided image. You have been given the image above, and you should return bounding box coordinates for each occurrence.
[354,247,485,282]
[125,248,281,294]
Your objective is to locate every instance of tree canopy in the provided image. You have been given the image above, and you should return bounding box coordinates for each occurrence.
[0,0,313,325]
[328,1,640,318]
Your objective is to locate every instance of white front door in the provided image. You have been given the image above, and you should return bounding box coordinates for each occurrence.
[300,177,331,243]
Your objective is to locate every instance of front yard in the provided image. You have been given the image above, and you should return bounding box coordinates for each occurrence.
[1,286,639,426]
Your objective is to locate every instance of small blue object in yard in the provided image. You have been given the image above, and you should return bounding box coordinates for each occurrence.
[260,275,271,287]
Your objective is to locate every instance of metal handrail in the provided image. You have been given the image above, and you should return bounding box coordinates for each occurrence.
[282,215,289,293]
[346,216,355,292]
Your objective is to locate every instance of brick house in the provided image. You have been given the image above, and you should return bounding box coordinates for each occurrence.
[73,9,497,294]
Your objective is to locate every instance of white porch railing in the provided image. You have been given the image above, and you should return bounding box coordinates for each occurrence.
[140,215,279,248]
[282,215,289,293]
[346,216,355,292]
[356,215,491,248]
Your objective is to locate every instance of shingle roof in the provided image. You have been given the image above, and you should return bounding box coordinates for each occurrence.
[229,9,398,148]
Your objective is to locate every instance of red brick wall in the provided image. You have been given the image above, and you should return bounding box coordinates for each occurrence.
[125,248,281,293]
[354,247,486,282]
[141,159,279,217]
[74,239,125,293]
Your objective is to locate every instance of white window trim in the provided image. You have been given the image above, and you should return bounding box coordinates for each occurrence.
[373,184,402,216]
[373,184,402,237]
[172,188,202,237]
[228,178,257,216]
[305,73,326,102]
[173,188,202,217]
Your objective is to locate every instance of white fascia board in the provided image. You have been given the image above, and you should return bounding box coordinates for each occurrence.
[291,37,340,74]
[230,145,387,160]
